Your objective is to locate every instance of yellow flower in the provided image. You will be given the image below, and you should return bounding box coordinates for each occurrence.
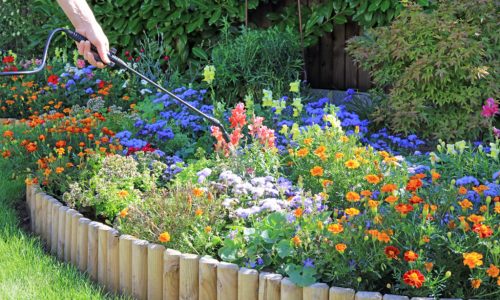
[204,226,212,233]
[345,160,360,169]
[345,207,360,217]
[463,252,483,269]
[289,80,300,93]
[119,207,129,218]
[202,65,216,84]
[56,147,65,155]
[303,138,313,145]
[159,232,171,243]
[193,188,204,197]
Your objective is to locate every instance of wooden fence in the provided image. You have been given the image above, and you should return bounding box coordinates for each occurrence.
[25,183,442,300]
[249,1,372,92]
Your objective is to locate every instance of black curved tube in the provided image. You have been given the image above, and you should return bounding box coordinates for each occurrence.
[0,28,231,142]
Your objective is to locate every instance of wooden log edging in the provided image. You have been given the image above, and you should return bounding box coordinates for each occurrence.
[26,184,458,300]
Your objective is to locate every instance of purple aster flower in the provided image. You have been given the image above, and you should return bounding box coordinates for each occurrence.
[303,258,314,268]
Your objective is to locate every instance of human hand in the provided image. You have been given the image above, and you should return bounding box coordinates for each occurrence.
[75,22,110,68]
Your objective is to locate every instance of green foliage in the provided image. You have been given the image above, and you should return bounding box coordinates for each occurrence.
[346,0,499,141]
[211,27,303,106]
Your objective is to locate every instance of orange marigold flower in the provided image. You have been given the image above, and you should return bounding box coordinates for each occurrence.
[193,188,204,197]
[346,191,360,202]
[2,150,11,158]
[467,214,485,224]
[381,184,397,193]
[26,142,37,152]
[421,235,430,243]
[361,190,372,197]
[55,140,66,148]
[303,138,313,145]
[335,243,347,253]
[463,252,483,269]
[385,195,399,204]
[377,232,390,243]
[38,134,45,141]
[368,200,380,208]
[411,173,426,180]
[119,207,129,218]
[310,166,324,177]
[314,145,326,156]
[159,232,171,243]
[322,179,333,187]
[471,279,481,289]
[473,224,493,238]
[479,205,487,213]
[495,204,500,214]
[291,235,301,246]
[458,186,468,195]
[403,270,425,288]
[384,246,400,259]
[55,167,64,174]
[431,171,441,181]
[2,130,14,138]
[458,199,473,210]
[409,195,423,204]
[297,148,309,157]
[345,159,360,169]
[340,136,349,143]
[335,152,344,160]
[56,148,65,156]
[487,264,499,278]
[404,250,419,262]
[345,207,360,217]
[365,174,380,184]
[395,203,414,215]
[294,207,303,218]
[195,208,203,216]
[204,226,212,233]
[327,223,344,234]
[117,190,129,198]
[406,179,423,192]
[424,262,433,272]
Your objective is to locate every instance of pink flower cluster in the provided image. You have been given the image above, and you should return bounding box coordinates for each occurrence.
[482,98,498,118]
[210,103,276,157]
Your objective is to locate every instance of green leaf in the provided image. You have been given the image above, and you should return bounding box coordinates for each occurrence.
[285,264,317,287]
[218,239,238,261]
[192,47,208,60]
[276,240,292,258]
[380,0,391,12]
[208,8,222,25]
[187,17,204,33]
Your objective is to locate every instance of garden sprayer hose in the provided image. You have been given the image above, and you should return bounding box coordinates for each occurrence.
[0,28,231,143]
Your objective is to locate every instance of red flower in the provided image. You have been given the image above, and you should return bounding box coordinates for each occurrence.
[404,250,419,262]
[403,269,425,288]
[473,224,493,238]
[395,203,414,215]
[384,246,400,259]
[98,80,106,89]
[2,56,14,64]
[48,74,59,85]
[406,179,423,192]
[229,103,246,129]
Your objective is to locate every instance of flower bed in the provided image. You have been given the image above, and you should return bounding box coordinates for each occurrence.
[1,53,499,299]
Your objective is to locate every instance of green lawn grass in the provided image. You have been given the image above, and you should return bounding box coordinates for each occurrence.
[0,159,126,299]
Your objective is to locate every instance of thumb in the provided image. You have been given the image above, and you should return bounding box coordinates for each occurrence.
[95,41,111,65]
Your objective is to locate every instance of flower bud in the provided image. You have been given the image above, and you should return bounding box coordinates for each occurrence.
[357,277,362,283]
[444,271,451,278]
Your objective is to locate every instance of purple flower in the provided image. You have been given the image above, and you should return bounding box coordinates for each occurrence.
[303,258,314,268]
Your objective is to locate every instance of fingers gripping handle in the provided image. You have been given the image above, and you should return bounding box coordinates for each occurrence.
[64,29,115,67]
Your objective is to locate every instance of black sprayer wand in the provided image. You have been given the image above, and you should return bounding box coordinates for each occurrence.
[0,28,231,142]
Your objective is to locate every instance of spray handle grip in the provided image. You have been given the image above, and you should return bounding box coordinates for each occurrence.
[65,29,113,66]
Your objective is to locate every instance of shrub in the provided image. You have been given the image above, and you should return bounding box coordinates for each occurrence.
[210,27,303,106]
[346,0,499,141]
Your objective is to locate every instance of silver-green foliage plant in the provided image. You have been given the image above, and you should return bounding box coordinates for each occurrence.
[346,0,499,141]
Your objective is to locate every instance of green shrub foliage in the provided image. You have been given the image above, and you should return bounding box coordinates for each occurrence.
[211,27,303,105]
[347,0,499,141]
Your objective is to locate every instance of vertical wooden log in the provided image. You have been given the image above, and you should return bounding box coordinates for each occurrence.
[41,195,49,243]
[50,201,61,255]
[64,209,77,262]
[131,239,149,299]
[304,283,329,300]
[98,225,111,286]
[77,217,91,272]
[265,274,282,300]
[329,287,355,300]
[382,295,409,300]
[147,243,165,300]
[217,262,238,300]
[199,257,218,300]
[238,268,258,300]
[179,253,199,300]
[34,192,43,235]
[106,228,120,293]
[71,212,83,265]
[163,249,181,300]
[87,221,101,281]
[258,272,270,300]
[25,184,31,214]
[119,235,136,295]
[354,292,382,300]
[281,277,302,300]
[30,187,38,232]
[57,206,69,260]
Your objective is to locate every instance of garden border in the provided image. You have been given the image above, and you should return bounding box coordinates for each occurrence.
[26,184,463,300]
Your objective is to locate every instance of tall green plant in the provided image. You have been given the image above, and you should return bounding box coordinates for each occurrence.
[346,0,499,141]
